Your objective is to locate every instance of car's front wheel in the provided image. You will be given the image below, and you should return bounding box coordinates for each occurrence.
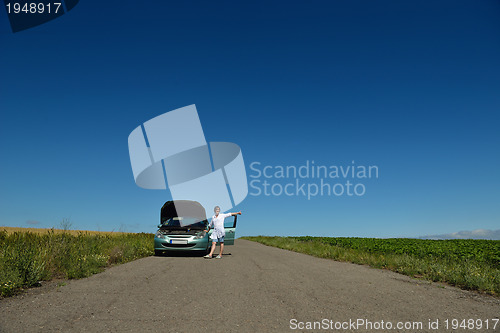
[154,250,163,256]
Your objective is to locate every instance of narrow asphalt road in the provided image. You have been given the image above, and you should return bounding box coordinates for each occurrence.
[1,239,498,332]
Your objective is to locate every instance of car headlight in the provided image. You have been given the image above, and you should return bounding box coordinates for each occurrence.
[155,231,163,238]
[194,231,206,239]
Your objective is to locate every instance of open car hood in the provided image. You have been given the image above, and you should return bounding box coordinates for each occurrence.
[160,200,207,228]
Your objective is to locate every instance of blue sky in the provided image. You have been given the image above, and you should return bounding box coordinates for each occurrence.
[1,0,499,237]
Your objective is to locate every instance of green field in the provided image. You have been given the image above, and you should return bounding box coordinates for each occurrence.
[0,229,154,297]
[242,236,500,295]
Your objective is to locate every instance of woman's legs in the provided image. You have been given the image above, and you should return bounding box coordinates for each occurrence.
[208,241,216,256]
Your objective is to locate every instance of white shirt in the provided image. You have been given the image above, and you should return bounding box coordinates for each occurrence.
[209,213,231,240]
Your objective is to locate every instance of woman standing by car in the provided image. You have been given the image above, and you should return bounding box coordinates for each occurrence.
[204,206,242,259]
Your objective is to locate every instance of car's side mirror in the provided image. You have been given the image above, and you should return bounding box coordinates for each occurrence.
[157,224,162,228]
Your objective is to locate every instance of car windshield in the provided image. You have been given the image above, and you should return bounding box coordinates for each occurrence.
[161,217,206,229]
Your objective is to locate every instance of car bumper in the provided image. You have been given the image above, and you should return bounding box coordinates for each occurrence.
[154,236,209,252]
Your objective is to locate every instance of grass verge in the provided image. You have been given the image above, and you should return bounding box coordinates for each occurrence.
[0,229,153,297]
[241,236,500,296]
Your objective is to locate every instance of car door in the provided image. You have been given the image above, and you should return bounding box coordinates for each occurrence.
[223,215,237,245]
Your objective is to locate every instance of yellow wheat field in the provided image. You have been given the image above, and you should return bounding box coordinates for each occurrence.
[0,227,129,236]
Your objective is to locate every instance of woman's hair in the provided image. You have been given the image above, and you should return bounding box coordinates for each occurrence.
[214,206,221,212]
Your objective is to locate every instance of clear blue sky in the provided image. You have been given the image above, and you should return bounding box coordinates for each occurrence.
[1,0,499,237]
